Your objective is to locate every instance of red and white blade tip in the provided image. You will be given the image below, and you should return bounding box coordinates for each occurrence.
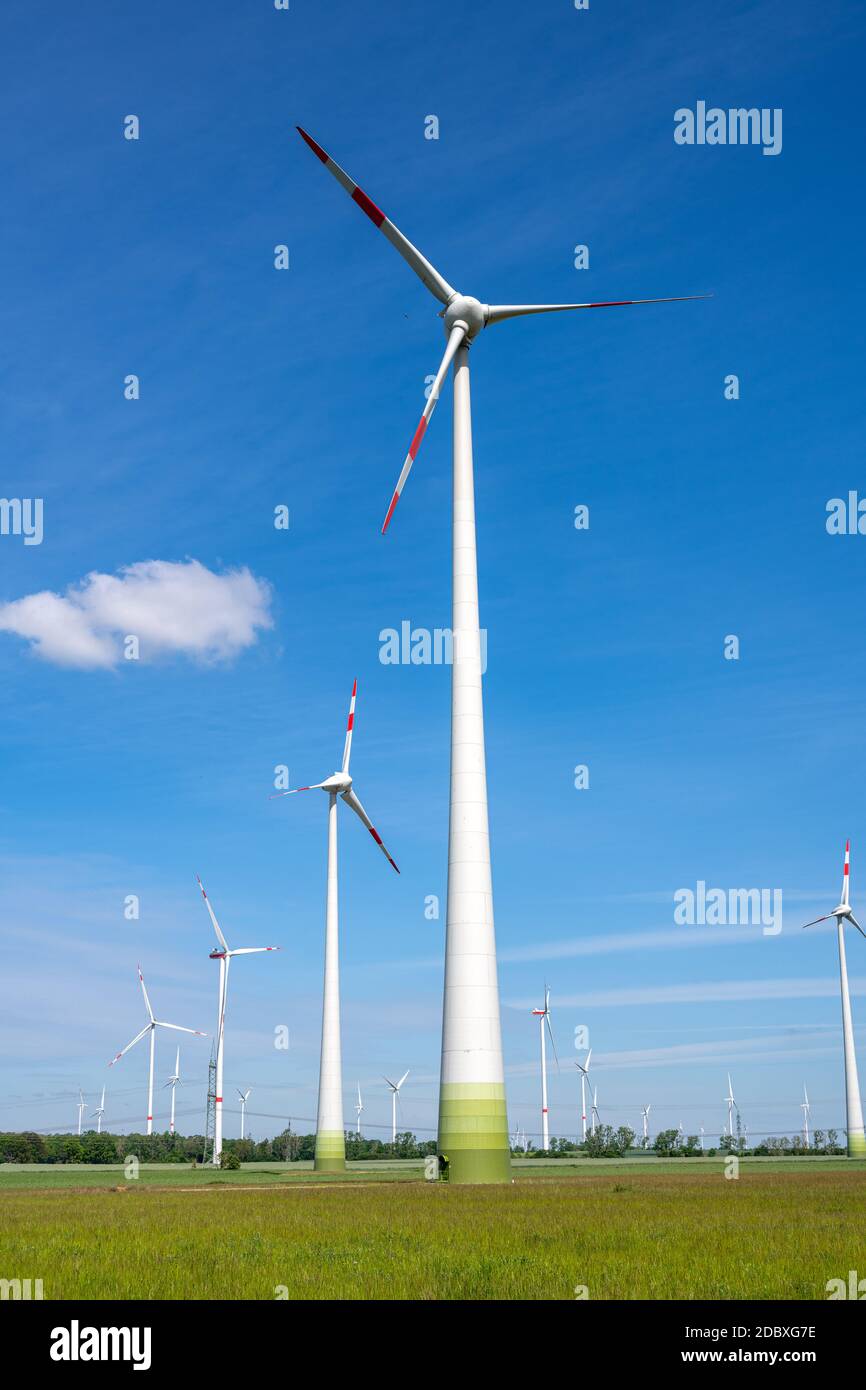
[296,126,386,229]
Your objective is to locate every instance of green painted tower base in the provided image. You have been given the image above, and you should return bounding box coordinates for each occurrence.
[847,1130,866,1158]
[314,1130,346,1173]
[438,1082,511,1184]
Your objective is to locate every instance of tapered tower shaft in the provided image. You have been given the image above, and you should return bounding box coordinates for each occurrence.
[540,1016,549,1151]
[213,957,226,1164]
[316,792,346,1171]
[437,343,510,1184]
[146,1028,155,1137]
[838,921,866,1156]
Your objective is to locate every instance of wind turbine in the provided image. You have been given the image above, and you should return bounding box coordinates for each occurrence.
[384,1070,409,1145]
[109,966,206,1135]
[237,1088,251,1141]
[575,1050,593,1142]
[296,126,707,1184]
[77,1089,86,1136]
[641,1104,651,1149]
[91,1086,106,1135]
[725,1074,736,1138]
[163,1048,181,1136]
[591,1085,600,1137]
[801,1083,811,1149]
[700,1126,705,1152]
[355,1082,364,1136]
[801,841,866,1156]
[196,875,279,1166]
[271,680,398,1173]
[531,986,557,1151]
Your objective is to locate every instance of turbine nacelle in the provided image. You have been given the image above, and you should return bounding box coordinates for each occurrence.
[320,771,352,794]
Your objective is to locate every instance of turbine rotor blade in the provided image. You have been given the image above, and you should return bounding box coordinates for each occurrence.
[842,839,851,907]
[268,782,327,800]
[340,787,399,873]
[136,965,155,1022]
[847,913,866,940]
[801,915,832,928]
[342,679,358,774]
[485,294,711,327]
[296,127,456,305]
[157,1022,207,1036]
[228,946,280,955]
[381,323,466,534]
[196,875,229,953]
[397,1069,410,1090]
[109,1023,151,1066]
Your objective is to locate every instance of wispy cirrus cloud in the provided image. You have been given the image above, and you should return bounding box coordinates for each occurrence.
[506,976,866,1011]
[0,559,272,669]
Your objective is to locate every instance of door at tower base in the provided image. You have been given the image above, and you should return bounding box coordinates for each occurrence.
[315,1130,346,1172]
[438,1083,511,1184]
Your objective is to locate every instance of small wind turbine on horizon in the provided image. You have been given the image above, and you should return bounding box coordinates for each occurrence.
[801,1083,811,1149]
[725,1074,736,1139]
[272,680,399,1173]
[91,1086,106,1135]
[355,1082,364,1136]
[163,1048,181,1136]
[77,1089,86,1136]
[296,122,708,1185]
[109,966,206,1135]
[237,1088,251,1141]
[576,1049,593,1143]
[531,986,557,1151]
[641,1104,651,1149]
[384,1070,409,1144]
[196,876,279,1166]
[800,841,866,1156]
[591,1086,600,1137]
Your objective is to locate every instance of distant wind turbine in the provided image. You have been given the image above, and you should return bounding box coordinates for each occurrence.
[531,986,557,1151]
[384,1070,409,1144]
[801,1083,811,1149]
[163,1048,181,1136]
[355,1082,363,1136]
[272,680,398,1173]
[91,1086,106,1135]
[575,1049,593,1143]
[591,1085,600,1137]
[197,875,279,1166]
[800,841,866,1156]
[237,1088,251,1141]
[109,966,206,1135]
[641,1104,651,1149]
[77,1089,86,1136]
[725,1074,736,1138]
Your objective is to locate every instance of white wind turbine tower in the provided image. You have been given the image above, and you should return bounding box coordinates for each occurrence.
[109,966,206,1135]
[531,987,557,1151]
[801,841,866,1156]
[591,1086,600,1137]
[296,126,707,1183]
[272,680,399,1173]
[91,1086,106,1134]
[163,1048,181,1136]
[77,1089,86,1136]
[237,1089,251,1141]
[575,1049,593,1143]
[700,1126,705,1152]
[801,1083,811,1149]
[196,876,279,1167]
[725,1074,736,1139]
[641,1104,651,1149]
[384,1070,410,1145]
[355,1082,364,1136]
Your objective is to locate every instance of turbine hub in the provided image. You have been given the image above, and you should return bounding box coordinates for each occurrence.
[833,905,851,918]
[443,294,487,340]
[321,771,352,793]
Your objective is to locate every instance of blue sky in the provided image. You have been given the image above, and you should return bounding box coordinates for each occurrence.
[1,0,865,1147]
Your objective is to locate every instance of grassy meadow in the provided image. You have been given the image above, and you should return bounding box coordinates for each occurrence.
[1,1157,865,1299]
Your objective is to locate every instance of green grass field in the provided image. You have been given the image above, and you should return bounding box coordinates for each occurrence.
[1,1158,865,1299]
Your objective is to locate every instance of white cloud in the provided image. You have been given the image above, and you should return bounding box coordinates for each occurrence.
[0,559,273,669]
